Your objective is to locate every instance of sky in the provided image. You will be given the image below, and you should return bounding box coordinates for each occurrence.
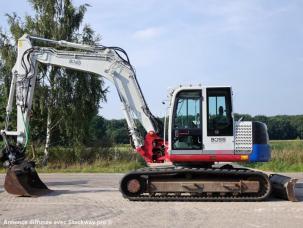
[0,0,302,119]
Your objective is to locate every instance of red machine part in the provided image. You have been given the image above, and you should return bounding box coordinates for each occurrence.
[136,132,250,164]
[136,131,167,164]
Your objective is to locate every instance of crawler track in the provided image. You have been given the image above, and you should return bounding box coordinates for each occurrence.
[120,167,272,202]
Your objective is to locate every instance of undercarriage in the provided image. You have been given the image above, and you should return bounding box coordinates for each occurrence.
[120,166,298,202]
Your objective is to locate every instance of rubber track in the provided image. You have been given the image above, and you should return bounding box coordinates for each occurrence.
[120,167,272,202]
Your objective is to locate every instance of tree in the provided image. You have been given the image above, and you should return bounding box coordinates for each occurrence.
[254,115,268,124]
[265,116,297,140]
[288,115,303,139]
[88,115,109,146]
[105,119,130,144]
[0,0,107,164]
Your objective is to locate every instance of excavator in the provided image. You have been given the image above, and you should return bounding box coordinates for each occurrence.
[0,34,298,201]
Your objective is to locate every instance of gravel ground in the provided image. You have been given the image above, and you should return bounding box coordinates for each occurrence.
[0,173,302,228]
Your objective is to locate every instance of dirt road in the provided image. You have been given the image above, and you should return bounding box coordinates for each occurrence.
[0,173,302,227]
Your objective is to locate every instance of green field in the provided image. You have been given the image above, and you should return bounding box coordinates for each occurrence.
[246,140,303,172]
[0,144,146,173]
[1,140,303,173]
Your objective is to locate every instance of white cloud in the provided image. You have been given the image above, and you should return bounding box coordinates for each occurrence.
[132,27,163,40]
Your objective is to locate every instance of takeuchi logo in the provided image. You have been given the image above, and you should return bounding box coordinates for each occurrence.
[69,59,81,65]
[211,137,226,143]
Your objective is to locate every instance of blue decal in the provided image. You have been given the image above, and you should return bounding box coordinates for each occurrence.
[249,144,271,162]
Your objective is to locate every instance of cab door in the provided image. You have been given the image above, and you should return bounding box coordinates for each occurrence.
[170,90,203,155]
[202,87,234,154]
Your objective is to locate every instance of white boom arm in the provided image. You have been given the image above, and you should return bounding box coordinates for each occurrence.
[2,34,159,148]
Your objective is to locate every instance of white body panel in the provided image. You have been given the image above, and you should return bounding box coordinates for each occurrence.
[201,88,234,154]
[11,36,38,144]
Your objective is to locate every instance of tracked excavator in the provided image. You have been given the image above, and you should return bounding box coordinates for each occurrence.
[0,34,298,201]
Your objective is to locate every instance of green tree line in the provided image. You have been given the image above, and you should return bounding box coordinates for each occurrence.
[234,114,303,140]
[90,114,303,145]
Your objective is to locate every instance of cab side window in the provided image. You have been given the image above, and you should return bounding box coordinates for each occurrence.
[174,96,200,129]
[207,88,233,136]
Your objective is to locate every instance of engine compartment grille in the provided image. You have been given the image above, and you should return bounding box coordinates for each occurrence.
[234,121,253,154]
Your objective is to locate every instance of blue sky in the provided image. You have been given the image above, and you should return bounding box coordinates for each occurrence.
[1,0,302,119]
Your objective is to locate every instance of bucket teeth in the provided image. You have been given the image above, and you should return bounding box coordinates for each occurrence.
[4,161,51,197]
[269,174,298,202]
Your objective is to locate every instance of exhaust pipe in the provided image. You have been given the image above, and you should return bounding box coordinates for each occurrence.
[4,160,51,196]
[269,174,298,202]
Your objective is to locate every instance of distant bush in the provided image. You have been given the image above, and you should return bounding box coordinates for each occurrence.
[234,114,303,140]
[27,144,145,168]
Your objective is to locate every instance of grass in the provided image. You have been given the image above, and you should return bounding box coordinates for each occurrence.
[38,145,146,173]
[1,141,303,173]
[0,144,146,173]
[0,161,143,173]
[245,140,303,172]
[36,160,143,173]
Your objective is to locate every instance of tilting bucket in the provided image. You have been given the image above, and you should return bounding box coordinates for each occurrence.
[4,160,51,196]
[269,174,298,202]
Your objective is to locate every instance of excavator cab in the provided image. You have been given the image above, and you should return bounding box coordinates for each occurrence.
[168,86,236,161]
